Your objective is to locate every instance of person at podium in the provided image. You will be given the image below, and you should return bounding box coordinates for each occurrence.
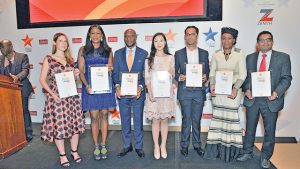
[0,39,34,143]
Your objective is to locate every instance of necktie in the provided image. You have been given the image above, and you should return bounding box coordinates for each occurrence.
[259,54,267,72]
[5,60,13,76]
[127,49,133,72]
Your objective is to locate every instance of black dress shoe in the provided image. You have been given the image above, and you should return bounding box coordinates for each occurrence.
[117,146,133,157]
[236,153,254,162]
[135,149,145,158]
[194,147,204,156]
[260,158,270,168]
[26,136,33,143]
[181,147,188,156]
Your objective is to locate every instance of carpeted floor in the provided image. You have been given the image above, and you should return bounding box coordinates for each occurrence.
[0,123,276,169]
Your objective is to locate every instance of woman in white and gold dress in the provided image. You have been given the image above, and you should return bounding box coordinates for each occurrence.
[204,27,247,162]
[145,33,175,160]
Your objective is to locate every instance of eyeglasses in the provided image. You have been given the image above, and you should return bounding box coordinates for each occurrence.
[186,33,197,37]
[258,38,272,43]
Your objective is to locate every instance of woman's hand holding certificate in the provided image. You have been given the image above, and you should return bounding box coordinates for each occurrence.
[215,71,233,95]
[54,71,78,98]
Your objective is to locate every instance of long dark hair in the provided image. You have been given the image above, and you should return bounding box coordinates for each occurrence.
[82,24,111,58]
[148,33,171,70]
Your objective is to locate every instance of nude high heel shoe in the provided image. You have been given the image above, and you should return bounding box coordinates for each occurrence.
[161,145,167,159]
[154,146,160,159]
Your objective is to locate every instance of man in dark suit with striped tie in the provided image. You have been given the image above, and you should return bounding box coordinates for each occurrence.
[0,39,34,142]
[237,31,292,168]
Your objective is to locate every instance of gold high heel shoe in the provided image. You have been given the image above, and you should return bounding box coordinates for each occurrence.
[160,145,167,159]
[154,146,160,159]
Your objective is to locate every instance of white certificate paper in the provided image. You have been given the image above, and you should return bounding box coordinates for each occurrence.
[90,67,109,92]
[151,71,171,98]
[251,71,271,97]
[215,71,233,95]
[120,73,138,95]
[55,71,78,98]
[186,64,203,87]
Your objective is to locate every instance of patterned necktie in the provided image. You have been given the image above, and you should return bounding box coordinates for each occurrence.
[5,59,13,76]
[259,54,267,72]
[127,49,133,72]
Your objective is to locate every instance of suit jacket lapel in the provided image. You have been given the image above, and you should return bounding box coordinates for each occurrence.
[121,47,129,72]
[12,53,21,75]
[253,52,259,72]
[132,47,140,70]
[182,48,188,74]
[198,48,202,62]
[268,50,278,90]
[268,50,278,71]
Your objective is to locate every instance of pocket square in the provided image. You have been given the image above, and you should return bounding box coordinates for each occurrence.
[138,60,141,62]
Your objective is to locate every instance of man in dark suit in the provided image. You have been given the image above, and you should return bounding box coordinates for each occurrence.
[237,31,292,168]
[112,29,148,158]
[0,39,34,142]
[175,26,209,156]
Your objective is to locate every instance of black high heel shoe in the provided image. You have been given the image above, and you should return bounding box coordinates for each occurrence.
[59,154,70,167]
[70,150,81,163]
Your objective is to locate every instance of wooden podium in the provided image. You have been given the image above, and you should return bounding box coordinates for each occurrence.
[0,74,27,158]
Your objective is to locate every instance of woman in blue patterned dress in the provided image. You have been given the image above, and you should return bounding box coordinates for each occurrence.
[77,25,116,160]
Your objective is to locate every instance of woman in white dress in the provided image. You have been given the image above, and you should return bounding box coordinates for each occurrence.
[204,27,247,162]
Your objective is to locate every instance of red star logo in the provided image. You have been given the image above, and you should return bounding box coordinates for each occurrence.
[223,73,226,75]
[109,108,120,119]
[193,66,195,68]
[129,75,131,77]
[21,34,34,47]
[259,73,262,76]
[164,29,178,42]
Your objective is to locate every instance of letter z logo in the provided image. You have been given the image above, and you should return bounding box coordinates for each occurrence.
[259,9,274,22]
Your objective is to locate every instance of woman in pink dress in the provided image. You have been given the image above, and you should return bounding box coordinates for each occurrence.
[145,33,175,159]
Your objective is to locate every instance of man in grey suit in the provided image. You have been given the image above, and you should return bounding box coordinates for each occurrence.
[237,31,292,168]
[175,26,209,156]
[0,39,34,142]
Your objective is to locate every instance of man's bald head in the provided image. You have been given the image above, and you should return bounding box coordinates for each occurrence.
[0,39,14,56]
[0,39,12,46]
[124,29,137,49]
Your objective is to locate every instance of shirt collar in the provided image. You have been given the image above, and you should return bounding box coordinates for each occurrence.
[259,50,272,58]
[126,45,136,54]
[186,46,197,52]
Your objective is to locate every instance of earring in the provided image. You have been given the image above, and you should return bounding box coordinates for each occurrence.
[101,37,103,42]
[90,37,91,41]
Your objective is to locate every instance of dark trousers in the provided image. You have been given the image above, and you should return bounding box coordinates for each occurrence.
[22,96,33,137]
[244,99,278,159]
[119,98,144,149]
[179,91,204,148]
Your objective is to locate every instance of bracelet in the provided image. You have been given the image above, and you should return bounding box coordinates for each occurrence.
[86,85,90,89]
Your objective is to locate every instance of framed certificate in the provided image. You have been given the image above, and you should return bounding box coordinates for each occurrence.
[250,70,272,97]
[88,64,112,94]
[120,72,139,98]
[215,71,233,95]
[54,70,78,98]
[151,71,172,98]
[184,62,204,90]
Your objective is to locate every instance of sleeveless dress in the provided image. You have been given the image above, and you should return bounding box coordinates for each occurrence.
[81,49,116,111]
[41,55,85,142]
[144,55,176,120]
